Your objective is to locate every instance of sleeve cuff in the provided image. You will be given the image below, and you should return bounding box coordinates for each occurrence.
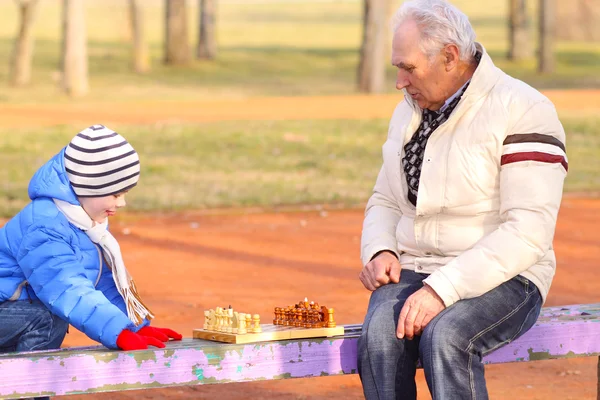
[361,245,400,266]
[423,271,461,307]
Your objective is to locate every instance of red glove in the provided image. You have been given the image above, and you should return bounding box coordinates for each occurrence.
[116,329,165,351]
[138,326,183,342]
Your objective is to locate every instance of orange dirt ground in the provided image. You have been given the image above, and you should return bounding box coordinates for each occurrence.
[3,91,600,399]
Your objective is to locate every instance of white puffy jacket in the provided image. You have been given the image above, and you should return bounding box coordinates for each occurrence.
[361,44,568,307]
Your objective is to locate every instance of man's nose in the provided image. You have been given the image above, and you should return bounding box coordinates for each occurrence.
[116,197,127,208]
[396,70,409,90]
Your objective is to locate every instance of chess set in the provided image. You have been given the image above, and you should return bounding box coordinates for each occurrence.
[192,298,345,344]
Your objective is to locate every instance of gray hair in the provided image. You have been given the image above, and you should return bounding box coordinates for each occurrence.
[392,0,477,61]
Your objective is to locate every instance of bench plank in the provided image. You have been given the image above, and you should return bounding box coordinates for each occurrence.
[484,303,600,363]
[1,304,599,398]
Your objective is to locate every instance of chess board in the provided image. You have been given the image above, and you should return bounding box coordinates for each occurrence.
[192,324,345,344]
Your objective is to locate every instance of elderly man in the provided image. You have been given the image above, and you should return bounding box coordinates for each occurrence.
[358,0,567,399]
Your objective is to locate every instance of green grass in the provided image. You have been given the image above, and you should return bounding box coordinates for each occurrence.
[0,0,598,103]
[0,117,597,217]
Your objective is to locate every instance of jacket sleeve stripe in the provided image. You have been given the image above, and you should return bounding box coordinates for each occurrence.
[503,133,565,152]
[501,151,568,171]
[502,142,568,161]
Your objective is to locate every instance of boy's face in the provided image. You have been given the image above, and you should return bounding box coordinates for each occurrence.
[79,192,128,224]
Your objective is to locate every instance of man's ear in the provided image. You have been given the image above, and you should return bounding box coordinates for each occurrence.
[444,44,460,71]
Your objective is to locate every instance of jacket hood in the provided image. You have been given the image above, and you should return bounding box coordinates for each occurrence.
[28,147,80,205]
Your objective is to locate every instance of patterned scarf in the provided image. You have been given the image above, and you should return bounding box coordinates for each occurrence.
[53,199,154,325]
[402,83,470,206]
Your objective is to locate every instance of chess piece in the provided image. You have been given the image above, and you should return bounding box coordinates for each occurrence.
[245,314,253,333]
[227,307,234,333]
[302,308,309,328]
[217,307,225,332]
[238,313,247,334]
[203,310,210,330]
[303,297,310,309]
[207,309,216,330]
[233,312,239,334]
[212,307,218,331]
[294,308,300,327]
[310,309,319,328]
[320,306,328,327]
[297,308,305,327]
[253,314,262,333]
[327,308,336,328]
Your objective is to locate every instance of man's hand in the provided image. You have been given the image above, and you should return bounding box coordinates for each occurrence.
[359,251,401,291]
[397,284,445,340]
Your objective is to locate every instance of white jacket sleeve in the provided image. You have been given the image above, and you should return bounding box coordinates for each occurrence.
[361,164,403,266]
[424,100,567,306]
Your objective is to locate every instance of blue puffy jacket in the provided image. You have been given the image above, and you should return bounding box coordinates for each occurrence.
[0,148,147,349]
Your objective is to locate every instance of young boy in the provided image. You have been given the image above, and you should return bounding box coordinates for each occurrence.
[0,124,182,356]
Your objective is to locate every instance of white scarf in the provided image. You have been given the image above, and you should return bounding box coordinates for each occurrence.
[53,199,154,325]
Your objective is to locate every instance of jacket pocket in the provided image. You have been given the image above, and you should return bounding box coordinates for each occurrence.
[513,275,537,295]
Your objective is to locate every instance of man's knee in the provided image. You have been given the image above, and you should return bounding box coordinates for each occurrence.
[361,301,399,352]
[420,313,467,356]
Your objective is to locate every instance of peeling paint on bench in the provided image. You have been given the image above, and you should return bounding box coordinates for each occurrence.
[483,303,600,364]
[0,337,359,397]
[1,303,599,398]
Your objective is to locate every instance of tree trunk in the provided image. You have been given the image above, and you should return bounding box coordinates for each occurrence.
[61,0,88,96]
[538,0,556,73]
[9,0,39,87]
[129,0,149,73]
[508,0,531,60]
[164,0,190,65]
[197,0,216,59]
[357,0,390,94]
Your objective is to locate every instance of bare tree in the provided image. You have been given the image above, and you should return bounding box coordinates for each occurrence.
[61,0,88,96]
[508,0,531,60]
[129,0,149,73]
[538,0,556,73]
[9,0,39,87]
[197,0,216,59]
[357,0,391,93]
[165,0,190,65]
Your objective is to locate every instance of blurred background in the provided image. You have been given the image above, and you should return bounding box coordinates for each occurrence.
[0,0,598,217]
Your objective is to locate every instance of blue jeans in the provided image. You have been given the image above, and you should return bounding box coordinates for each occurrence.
[0,300,69,400]
[357,269,542,400]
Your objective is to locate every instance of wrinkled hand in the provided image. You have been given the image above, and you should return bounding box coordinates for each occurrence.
[117,326,183,351]
[397,284,445,340]
[359,251,401,291]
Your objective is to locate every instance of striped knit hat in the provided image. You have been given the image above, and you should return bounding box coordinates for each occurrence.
[64,125,140,198]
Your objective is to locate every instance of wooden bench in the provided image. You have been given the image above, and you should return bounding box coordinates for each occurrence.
[1,303,599,398]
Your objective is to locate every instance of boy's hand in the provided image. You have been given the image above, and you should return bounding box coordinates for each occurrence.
[116,329,165,351]
[117,326,183,351]
[138,326,183,341]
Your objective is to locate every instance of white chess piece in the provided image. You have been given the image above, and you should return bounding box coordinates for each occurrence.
[203,310,209,330]
[238,313,247,334]
[227,308,234,333]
